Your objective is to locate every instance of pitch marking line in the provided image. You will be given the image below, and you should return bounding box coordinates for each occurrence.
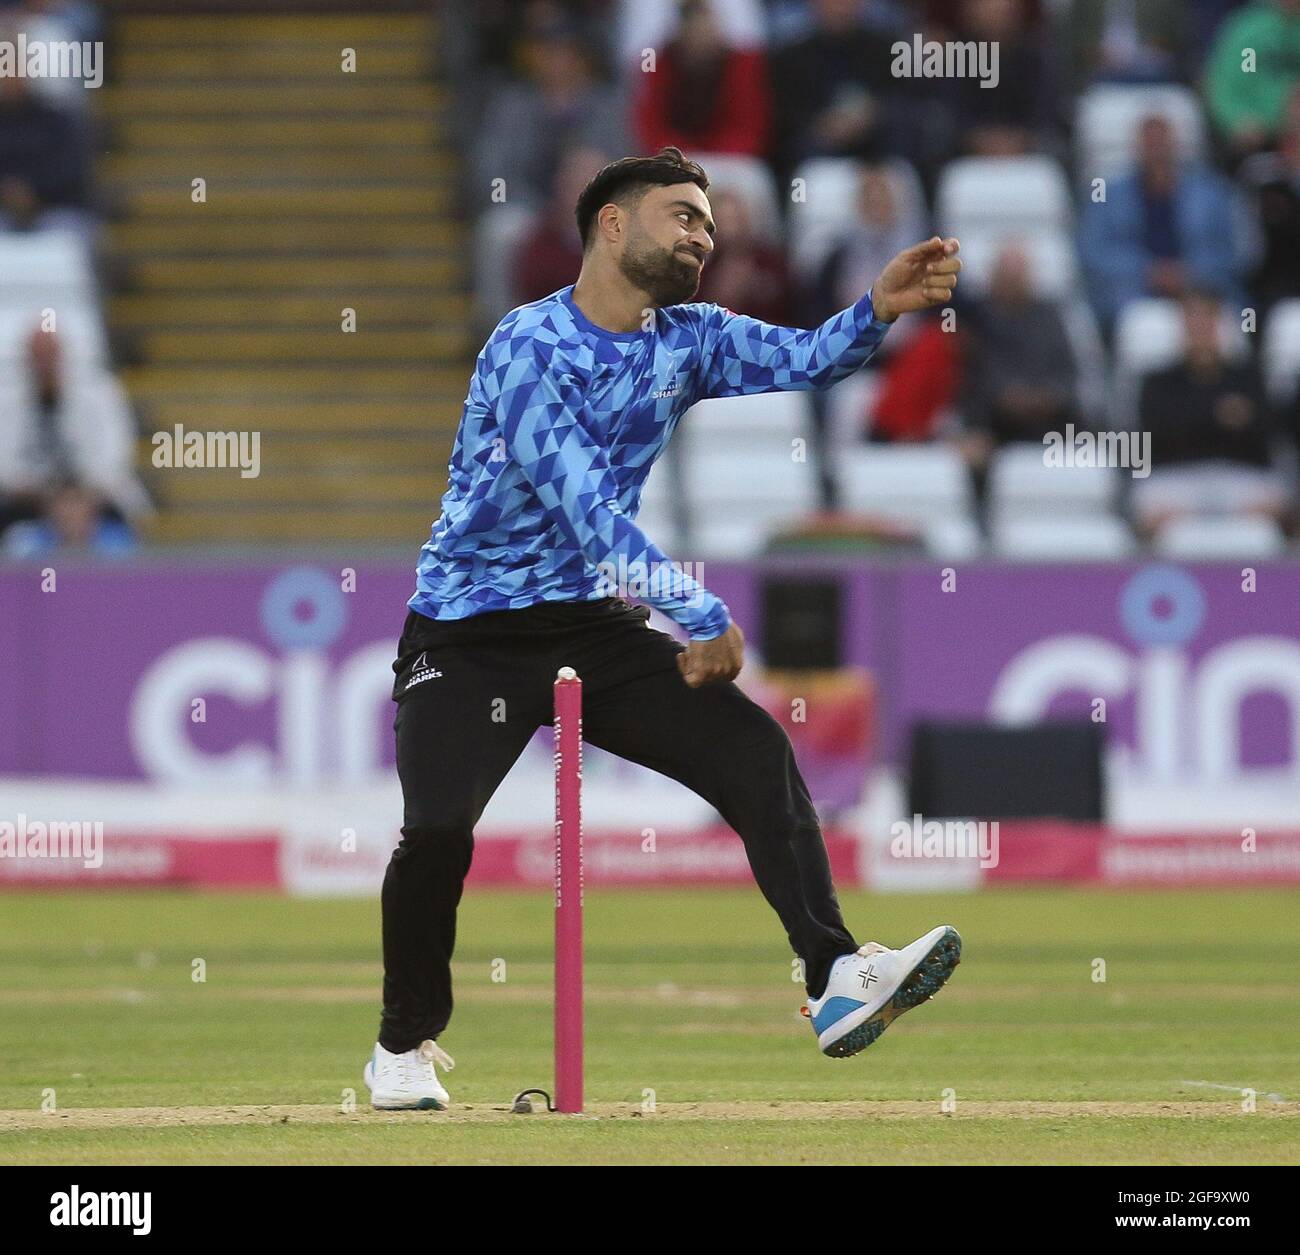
[0,1100,1294,1131]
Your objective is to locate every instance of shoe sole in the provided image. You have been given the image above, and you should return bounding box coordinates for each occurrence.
[822,926,962,1059]
[370,1096,446,1111]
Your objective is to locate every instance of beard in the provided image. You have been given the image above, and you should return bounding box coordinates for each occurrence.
[617,232,702,307]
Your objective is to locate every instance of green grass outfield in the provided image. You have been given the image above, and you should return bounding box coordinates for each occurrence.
[0,887,1296,1165]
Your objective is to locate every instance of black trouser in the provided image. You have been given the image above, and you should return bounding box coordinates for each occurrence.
[378,597,858,1053]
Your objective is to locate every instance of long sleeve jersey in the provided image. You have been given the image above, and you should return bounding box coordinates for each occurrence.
[410,284,892,638]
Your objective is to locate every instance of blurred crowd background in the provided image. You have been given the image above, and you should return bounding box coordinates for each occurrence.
[453,0,1300,561]
[3,0,1300,562]
[0,0,135,559]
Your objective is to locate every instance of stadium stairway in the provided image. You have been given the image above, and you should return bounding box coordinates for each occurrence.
[98,3,468,544]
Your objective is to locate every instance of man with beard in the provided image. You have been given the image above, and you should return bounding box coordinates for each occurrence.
[365,147,964,1109]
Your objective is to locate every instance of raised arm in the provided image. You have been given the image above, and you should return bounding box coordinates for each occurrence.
[496,345,732,640]
[696,236,961,400]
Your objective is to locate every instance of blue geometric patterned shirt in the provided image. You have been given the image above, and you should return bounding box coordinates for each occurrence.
[410,285,892,638]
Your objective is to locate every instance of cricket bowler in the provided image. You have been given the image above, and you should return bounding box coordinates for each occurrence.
[365,147,964,1109]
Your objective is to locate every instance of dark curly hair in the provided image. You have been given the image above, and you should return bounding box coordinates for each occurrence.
[574,147,709,249]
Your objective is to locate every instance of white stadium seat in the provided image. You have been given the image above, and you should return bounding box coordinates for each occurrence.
[1155,515,1286,559]
[992,512,1136,559]
[836,444,980,556]
[1262,299,1300,405]
[690,441,816,506]
[474,202,536,329]
[1113,299,1184,378]
[949,227,1079,299]
[935,155,1073,238]
[687,439,818,558]
[836,443,972,519]
[787,156,927,282]
[988,443,1119,516]
[686,152,782,245]
[636,451,687,555]
[684,390,809,445]
[1075,84,1206,180]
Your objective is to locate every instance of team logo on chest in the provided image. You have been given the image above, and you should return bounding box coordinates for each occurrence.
[650,349,691,400]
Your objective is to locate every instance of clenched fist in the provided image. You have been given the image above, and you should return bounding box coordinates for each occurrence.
[678,622,745,688]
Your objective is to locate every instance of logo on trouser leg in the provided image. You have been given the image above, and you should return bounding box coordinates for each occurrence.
[405,652,444,691]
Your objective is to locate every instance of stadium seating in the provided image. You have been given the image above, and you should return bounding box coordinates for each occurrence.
[1154,515,1287,558]
[935,155,1073,239]
[786,156,927,282]
[987,443,1119,516]
[1262,299,1300,406]
[836,444,981,557]
[636,438,688,554]
[1074,83,1206,180]
[1112,298,1251,424]
[683,413,820,557]
[686,152,783,245]
[686,390,809,447]
[991,512,1136,558]
[949,228,1080,300]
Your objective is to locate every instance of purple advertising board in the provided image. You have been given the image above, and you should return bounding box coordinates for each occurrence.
[2,557,1299,792]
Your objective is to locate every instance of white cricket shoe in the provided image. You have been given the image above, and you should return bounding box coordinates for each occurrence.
[364,1039,455,1110]
[805,925,962,1058]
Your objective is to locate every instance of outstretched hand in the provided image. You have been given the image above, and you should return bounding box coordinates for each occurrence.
[871,236,961,322]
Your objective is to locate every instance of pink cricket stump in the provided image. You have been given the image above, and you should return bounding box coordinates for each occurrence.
[553,667,584,1113]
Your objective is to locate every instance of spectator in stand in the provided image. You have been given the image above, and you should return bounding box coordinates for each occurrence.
[6,0,104,110]
[619,0,767,68]
[957,241,1082,497]
[769,0,905,181]
[0,69,89,230]
[1204,0,1300,163]
[867,311,962,443]
[1240,83,1300,313]
[692,185,792,322]
[2,475,137,559]
[0,326,149,539]
[1079,113,1249,330]
[3,0,101,46]
[513,145,607,306]
[1060,0,1189,91]
[474,15,627,210]
[633,0,770,157]
[1132,289,1291,538]
[811,164,925,321]
[939,0,1065,159]
[804,164,931,493]
[809,164,928,429]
